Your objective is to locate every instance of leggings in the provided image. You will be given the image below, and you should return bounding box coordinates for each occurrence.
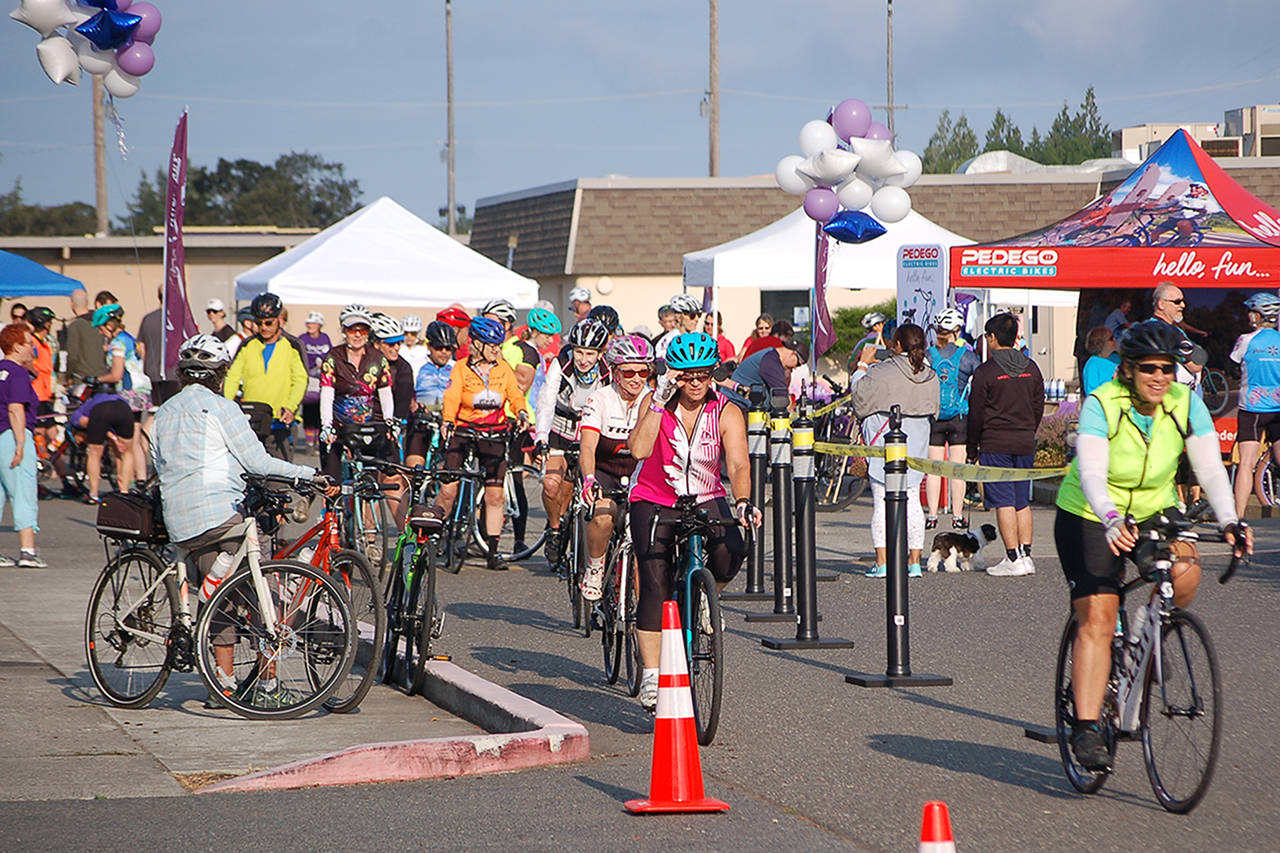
[869,480,925,551]
[629,497,745,632]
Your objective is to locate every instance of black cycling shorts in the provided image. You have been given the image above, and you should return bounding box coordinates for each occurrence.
[1053,508,1198,601]
[548,432,576,453]
[1236,409,1280,443]
[85,399,135,445]
[929,415,967,447]
[443,432,507,486]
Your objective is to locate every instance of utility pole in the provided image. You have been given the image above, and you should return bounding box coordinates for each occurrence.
[886,0,895,145]
[708,0,719,177]
[92,75,108,235]
[445,0,456,236]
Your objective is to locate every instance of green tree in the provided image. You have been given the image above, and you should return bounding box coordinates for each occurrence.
[115,168,165,234]
[1024,86,1110,165]
[922,110,979,174]
[830,300,897,369]
[0,179,97,236]
[983,108,1025,156]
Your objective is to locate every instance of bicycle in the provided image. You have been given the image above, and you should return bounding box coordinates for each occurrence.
[84,475,357,720]
[432,425,492,574]
[245,476,387,714]
[335,421,395,571]
[545,449,590,635]
[1053,510,1240,813]
[594,482,642,695]
[812,377,868,512]
[1199,367,1230,417]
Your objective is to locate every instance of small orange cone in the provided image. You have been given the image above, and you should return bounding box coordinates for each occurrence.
[625,601,729,814]
[918,801,956,852]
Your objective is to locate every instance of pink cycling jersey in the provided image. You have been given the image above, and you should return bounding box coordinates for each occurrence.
[630,392,727,508]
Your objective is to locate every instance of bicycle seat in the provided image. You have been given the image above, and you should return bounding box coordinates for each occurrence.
[409,504,444,532]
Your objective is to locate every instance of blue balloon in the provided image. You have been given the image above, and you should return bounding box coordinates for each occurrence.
[823,210,887,244]
[76,9,141,51]
[79,0,119,10]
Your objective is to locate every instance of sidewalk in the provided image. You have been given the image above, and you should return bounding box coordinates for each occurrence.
[0,499,586,798]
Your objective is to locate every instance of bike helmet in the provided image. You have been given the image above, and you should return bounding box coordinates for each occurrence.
[568,286,591,305]
[91,303,124,328]
[249,292,283,320]
[27,306,55,329]
[567,318,610,351]
[436,306,471,328]
[468,315,506,345]
[481,298,517,325]
[668,294,702,316]
[425,320,457,350]
[588,305,622,334]
[606,334,654,366]
[862,311,887,329]
[665,332,720,370]
[401,314,423,333]
[527,307,562,335]
[1244,292,1280,320]
[1116,319,1193,363]
[339,303,372,328]
[177,333,231,376]
[304,310,325,326]
[370,313,405,343]
[933,308,964,332]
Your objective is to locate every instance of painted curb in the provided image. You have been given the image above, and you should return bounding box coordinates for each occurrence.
[198,660,589,794]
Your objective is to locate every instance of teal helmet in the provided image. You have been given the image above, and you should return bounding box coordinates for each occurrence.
[665,332,719,370]
[527,306,562,335]
[91,303,124,328]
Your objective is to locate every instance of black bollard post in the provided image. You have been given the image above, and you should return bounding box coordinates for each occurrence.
[746,390,799,623]
[723,385,771,602]
[762,396,851,650]
[846,405,951,687]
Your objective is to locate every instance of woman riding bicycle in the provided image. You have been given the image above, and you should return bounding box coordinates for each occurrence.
[1053,319,1250,771]
[628,331,760,712]
[433,315,527,571]
[578,334,653,601]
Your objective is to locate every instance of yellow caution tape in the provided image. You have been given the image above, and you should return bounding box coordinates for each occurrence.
[813,441,1069,482]
[814,441,885,458]
[811,394,852,418]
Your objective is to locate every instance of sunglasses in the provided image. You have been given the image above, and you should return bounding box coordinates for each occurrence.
[259,317,279,325]
[614,367,648,379]
[1136,362,1177,375]
[1162,297,1185,305]
[345,326,370,335]
[678,369,713,382]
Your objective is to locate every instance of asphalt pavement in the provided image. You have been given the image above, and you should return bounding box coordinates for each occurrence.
[2,485,1279,851]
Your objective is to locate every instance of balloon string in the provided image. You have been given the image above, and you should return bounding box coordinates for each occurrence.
[104,94,129,160]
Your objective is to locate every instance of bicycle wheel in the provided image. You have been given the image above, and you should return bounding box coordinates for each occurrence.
[1253,450,1280,507]
[195,560,355,721]
[84,548,178,708]
[441,478,472,574]
[1201,370,1229,417]
[1141,610,1221,814]
[408,539,439,696]
[355,493,392,573]
[379,547,408,686]
[323,549,386,714]
[686,567,724,745]
[568,509,589,636]
[623,552,642,697]
[601,548,623,684]
[816,416,868,511]
[1053,614,1114,794]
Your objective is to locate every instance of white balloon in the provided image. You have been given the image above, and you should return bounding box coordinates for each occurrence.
[8,0,77,37]
[836,176,874,211]
[36,34,79,85]
[103,67,140,98]
[870,186,912,223]
[799,120,838,157]
[795,148,860,187]
[775,155,812,195]
[883,150,923,188]
[850,137,907,180]
[72,31,116,75]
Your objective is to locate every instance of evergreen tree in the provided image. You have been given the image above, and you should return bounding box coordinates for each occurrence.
[922,110,980,174]
[983,108,1025,156]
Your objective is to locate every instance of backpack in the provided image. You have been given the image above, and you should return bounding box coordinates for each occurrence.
[932,344,969,420]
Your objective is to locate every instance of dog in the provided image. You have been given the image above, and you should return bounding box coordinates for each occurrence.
[926,523,999,573]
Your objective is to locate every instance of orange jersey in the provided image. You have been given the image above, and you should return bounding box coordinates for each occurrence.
[32,335,53,401]
[442,357,526,428]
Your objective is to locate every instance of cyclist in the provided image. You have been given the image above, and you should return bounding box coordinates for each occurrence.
[297,311,331,449]
[68,381,136,504]
[525,306,562,406]
[925,307,981,530]
[849,311,888,373]
[568,287,592,322]
[436,306,472,360]
[400,314,430,379]
[578,334,653,600]
[27,307,61,482]
[318,304,395,482]
[1053,319,1250,771]
[628,331,759,711]
[588,304,624,338]
[654,294,702,361]
[92,304,149,490]
[152,334,331,705]
[484,299,540,553]
[535,318,610,563]
[1230,292,1280,519]
[222,293,308,461]
[370,313,415,423]
[414,320,456,413]
[432,316,528,570]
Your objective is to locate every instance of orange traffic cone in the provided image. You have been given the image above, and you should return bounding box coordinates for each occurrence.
[625,600,729,814]
[919,801,956,852]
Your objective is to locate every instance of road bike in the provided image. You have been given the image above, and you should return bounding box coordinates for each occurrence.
[594,482,641,695]
[545,449,589,635]
[1054,510,1239,813]
[812,377,868,512]
[335,421,396,571]
[1199,367,1230,417]
[84,476,357,720]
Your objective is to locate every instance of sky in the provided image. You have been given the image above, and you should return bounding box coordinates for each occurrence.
[2,0,1278,230]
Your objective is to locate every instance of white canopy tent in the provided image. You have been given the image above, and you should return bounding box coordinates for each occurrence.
[235,196,539,308]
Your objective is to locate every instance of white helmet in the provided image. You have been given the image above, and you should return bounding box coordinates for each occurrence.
[668,293,702,316]
[304,310,325,326]
[568,286,591,305]
[401,314,423,333]
[933,308,964,332]
[369,313,404,342]
[862,311,887,329]
[481,298,517,325]
[339,303,373,328]
[177,333,231,377]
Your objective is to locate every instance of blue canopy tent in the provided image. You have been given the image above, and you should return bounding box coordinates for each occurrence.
[0,250,83,297]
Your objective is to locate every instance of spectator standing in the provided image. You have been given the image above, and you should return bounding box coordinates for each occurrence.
[966,312,1045,577]
[64,289,107,382]
[703,311,736,365]
[1080,326,1120,396]
[136,288,180,406]
[652,305,677,346]
[297,310,331,448]
[8,304,27,323]
[204,298,237,349]
[740,313,773,356]
[1103,298,1131,336]
[726,338,807,410]
[0,323,44,567]
[223,294,308,461]
[925,309,981,530]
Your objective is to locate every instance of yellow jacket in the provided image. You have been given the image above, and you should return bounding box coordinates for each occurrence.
[224,335,309,418]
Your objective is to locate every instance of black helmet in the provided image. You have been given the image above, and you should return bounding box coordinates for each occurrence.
[567,318,610,350]
[587,305,621,334]
[425,320,457,350]
[250,292,283,320]
[27,306,55,330]
[1116,319,1193,364]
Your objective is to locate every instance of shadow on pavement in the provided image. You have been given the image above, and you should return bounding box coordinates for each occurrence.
[864,733,1077,799]
[444,601,569,635]
[573,773,644,803]
[508,682,652,733]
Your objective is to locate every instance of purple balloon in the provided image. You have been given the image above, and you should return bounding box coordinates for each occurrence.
[831,98,872,141]
[803,187,839,223]
[129,1,160,42]
[114,0,133,10]
[865,122,892,141]
[116,41,154,75]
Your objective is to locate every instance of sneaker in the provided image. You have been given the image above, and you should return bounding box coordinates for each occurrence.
[17,552,47,568]
[251,684,299,710]
[864,563,886,578]
[925,516,938,530]
[1015,555,1036,575]
[951,517,969,530]
[0,553,15,567]
[84,494,100,505]
[202,691,225,710]
[364,536,383,566]
[486,548,509,571]
[1070,724,1111,771]
[544,530,563,566]
[907,562,922,578]
[987,556,1033,577]
[512,539,528,556]
[639,671,659,714]
[581,564,605,601]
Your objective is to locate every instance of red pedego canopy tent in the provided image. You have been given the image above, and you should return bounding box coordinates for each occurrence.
[949,130,1280,290]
